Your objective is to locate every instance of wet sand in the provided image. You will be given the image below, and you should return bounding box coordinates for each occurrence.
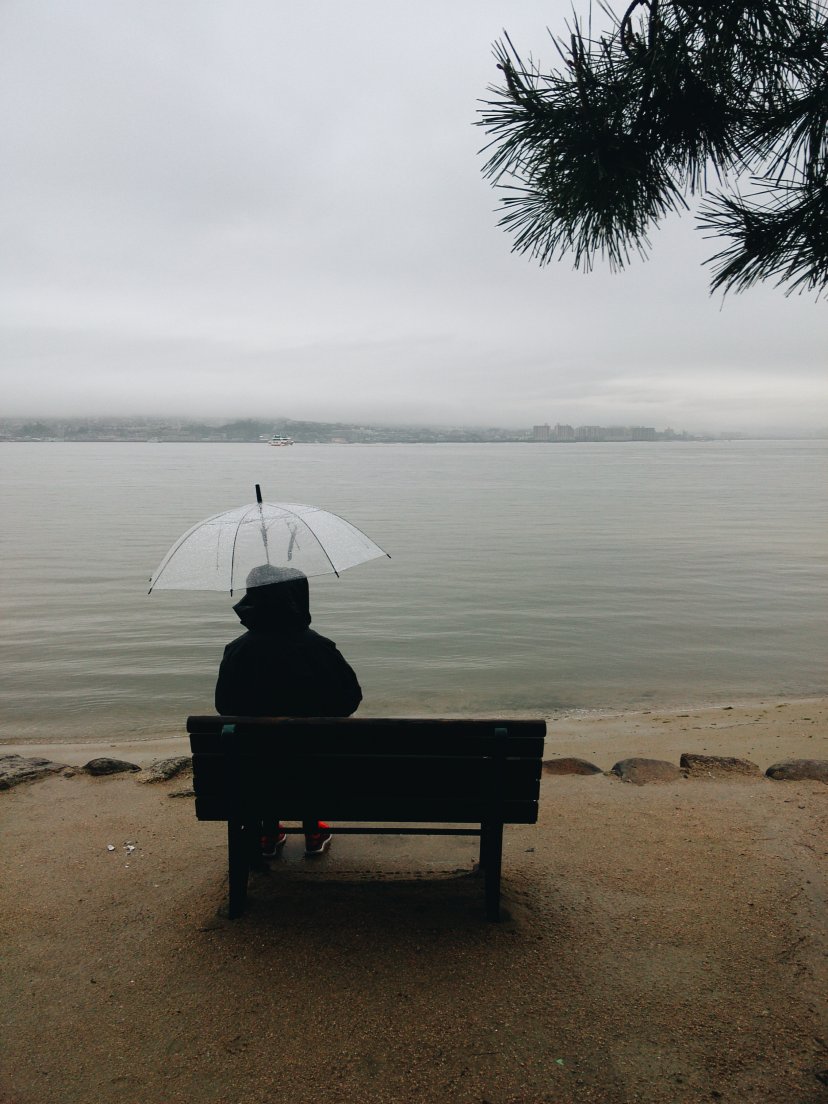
[1,698,826,1103]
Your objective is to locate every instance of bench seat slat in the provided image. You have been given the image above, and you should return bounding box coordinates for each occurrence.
[189,732,544,758]
[193,785,540,813]
[188,718,545,758]
[192,753,541,794]
[194,796,539,824]
[188,716,546,737]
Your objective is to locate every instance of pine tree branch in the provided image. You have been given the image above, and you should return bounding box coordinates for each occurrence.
[478,0,828,295]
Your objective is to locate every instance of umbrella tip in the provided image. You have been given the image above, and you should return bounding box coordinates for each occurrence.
[255,484,263,504]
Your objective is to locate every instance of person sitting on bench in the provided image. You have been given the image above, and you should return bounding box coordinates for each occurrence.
[214,563,362,857]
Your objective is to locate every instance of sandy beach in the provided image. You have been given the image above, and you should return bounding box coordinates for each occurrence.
[2,698,826,1103]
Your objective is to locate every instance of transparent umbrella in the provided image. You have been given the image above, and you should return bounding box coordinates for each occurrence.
[148,485,389,594]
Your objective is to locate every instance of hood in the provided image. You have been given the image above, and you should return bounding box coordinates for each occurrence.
[232,566,312,633]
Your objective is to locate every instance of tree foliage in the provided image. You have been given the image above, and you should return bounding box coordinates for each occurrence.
[478,0,828,295]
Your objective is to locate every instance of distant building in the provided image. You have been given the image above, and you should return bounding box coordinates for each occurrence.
[576,425,603,440]
[553,423,575,440]
[631,426,656,440]
[532,424,550,442]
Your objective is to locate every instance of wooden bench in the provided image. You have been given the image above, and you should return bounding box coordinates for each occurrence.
[187,716,546,921]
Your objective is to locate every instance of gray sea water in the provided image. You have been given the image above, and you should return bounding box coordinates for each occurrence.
[1,440,826,743]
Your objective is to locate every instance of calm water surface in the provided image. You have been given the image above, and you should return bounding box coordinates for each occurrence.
[1,441,826,743]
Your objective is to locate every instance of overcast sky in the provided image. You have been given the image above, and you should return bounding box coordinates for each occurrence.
[1,1,825,432]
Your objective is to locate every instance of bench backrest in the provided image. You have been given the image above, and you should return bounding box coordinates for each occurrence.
[187,716,546,825]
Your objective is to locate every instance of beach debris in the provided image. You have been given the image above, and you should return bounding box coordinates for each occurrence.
[138,756,192,784]
[83,757,141,776]
[107,844,116,851]
[0,754,68,790]
[610,757,682,785]
[542,756,602,776]
[765,759,828,783]
[168,787,195,799]
[680,754,762,779]
[125,844,136,854]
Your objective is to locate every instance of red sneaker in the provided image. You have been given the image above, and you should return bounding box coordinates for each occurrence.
[260,827,287,858]
[304,822,333,856]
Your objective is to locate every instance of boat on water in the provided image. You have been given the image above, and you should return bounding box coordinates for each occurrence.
[267,434,294,446]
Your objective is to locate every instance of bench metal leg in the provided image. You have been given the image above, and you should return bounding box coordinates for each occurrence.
[480,820,504,922]
[227,820,252,919]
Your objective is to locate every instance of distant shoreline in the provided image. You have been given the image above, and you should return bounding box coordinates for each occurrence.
[5,417,821,444]
[4,434,819,445]
[1,437,709,444]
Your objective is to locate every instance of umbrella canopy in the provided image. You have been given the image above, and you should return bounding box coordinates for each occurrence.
[149,486,389,594]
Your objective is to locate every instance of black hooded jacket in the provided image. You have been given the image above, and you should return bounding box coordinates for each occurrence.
[214,572,362,717]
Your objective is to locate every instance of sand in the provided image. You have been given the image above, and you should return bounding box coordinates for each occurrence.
[1,698,826,1104]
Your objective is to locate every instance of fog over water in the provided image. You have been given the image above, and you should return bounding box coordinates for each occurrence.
[1,441,826,744]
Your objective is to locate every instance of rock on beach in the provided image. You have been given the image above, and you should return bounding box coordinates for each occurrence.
[611,757,682,784]
[82,757,141,776]
[542,756,603,776]
[765,759,828,783]
[680,753,762,778]
[139,756,193,783]
[0,754,68,790]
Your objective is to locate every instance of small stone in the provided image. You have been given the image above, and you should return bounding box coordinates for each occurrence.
[611,757,682,784]
[168,787,195,799]
[542,757,602,776]
[139,756,192,783]
[680,754,761,778]
[765,759,828,783]
[83,758,141,776]
[0,754,68,790]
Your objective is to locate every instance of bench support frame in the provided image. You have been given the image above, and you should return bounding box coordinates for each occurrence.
[188,717,544,923]
[225,816,506,921]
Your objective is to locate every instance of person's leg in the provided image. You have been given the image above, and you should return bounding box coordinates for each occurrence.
[303,818,332,856]
[260,817,287,857]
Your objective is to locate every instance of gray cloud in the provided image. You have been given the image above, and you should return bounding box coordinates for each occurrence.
[1,1,825,432]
